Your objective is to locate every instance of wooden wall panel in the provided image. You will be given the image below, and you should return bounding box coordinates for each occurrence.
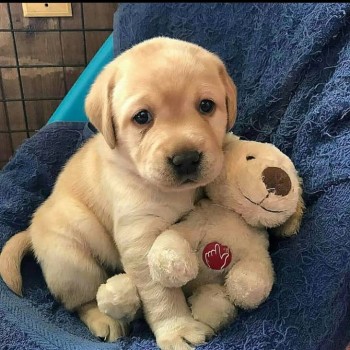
[83,3,118,29]
[15,32,63,66]
[86,31,111,62]
[0,32,16,66]
[0,3,10,30]
[0,103,7,131]
[7,101,26,130]
[61,31,85,65]
[26,100,61,130]
[0,2,118,168]
[21,67,65,99]
[1,68,21,99]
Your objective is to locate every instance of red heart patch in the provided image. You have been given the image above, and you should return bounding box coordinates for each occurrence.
[202,242,232,270]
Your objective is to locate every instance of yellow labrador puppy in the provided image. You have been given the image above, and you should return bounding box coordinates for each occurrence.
[0,37,237,350]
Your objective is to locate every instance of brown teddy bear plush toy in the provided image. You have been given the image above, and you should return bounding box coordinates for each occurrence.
[96,133,304,332]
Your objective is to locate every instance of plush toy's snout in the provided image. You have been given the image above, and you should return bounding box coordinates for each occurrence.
[262,167,292,196]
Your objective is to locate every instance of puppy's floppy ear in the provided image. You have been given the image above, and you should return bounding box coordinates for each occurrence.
[85,61,118,149]
[272,176,305,237]
[219,65,237,132]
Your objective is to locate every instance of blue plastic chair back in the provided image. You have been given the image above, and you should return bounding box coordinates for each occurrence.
[48,34,114,124]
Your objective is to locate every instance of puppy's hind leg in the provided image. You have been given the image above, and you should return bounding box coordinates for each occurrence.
[32,230,127,342]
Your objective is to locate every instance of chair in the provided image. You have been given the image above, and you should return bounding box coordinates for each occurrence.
[1,3,349,350]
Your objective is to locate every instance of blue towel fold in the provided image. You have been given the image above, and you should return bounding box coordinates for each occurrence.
[1,3,350,349]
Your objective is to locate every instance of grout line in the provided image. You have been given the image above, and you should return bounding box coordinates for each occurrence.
[80,3,88,66]
[0,28,113,32]
[0,97,63,102]
[8,3,30,138]
[58,19,68,95]
[1,64,86,69]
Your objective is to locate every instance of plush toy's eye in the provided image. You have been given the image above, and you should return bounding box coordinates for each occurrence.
[246,155,255,161]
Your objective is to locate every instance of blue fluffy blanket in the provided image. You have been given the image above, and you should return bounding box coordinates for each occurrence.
[1,3,350,350]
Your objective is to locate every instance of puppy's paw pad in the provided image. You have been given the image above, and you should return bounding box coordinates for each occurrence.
[89,314,128,342]
[156,318,214,350]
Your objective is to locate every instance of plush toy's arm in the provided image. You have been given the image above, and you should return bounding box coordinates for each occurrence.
[225,248,274,310]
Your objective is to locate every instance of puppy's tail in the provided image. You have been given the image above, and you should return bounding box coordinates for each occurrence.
[0,230,32,296]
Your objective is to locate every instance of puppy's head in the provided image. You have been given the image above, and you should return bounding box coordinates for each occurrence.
[85,37,237,191]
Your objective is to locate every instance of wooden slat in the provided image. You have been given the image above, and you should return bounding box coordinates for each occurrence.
[86,30,111,62]
[26,99,61,129]
[59,3,82,29]
[0,103,8,131]
[0,3,11,29]
[61,31,85,65]
[0,133,12,161]
[1,68,21,99]
[83,3,118,29]
[11,131,28,151]
[15,31,63,66]
[7,101,26,130]
[65,66,84,92]
[21,67,65,99]
[0,33,16,66]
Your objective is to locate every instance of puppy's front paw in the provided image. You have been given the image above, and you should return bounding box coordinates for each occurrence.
[155,317,214,350]
[88,312,128,342]
[148,247,198,288]
[96,274,140,323]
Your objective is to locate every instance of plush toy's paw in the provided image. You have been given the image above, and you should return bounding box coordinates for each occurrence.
[155,316,214,350]
[226,262,274,310]
[188,284,237,332]
[96,274,140,323]
[148,244,199,288]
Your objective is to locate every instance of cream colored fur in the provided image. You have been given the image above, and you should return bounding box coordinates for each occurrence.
[96,133,304,333]
[0,37,238,350]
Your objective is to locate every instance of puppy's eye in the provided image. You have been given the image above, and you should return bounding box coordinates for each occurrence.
[199,99,215,115]
[246,155,255,161]
[133,110,153,125]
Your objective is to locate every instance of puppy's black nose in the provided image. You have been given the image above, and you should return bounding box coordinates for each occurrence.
[262,167,291,196]
[170,151,201,177]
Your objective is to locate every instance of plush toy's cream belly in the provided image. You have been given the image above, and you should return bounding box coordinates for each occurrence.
[183,199,269,295]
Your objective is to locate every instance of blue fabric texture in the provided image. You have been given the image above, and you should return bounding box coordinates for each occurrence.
[1,3,350,350]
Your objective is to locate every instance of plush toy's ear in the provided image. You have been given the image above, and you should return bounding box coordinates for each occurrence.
[85,60,118,149]
[272,176,305,237]
[219,66,237,132]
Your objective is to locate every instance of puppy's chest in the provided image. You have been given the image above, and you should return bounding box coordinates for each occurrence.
[114,190,194,224]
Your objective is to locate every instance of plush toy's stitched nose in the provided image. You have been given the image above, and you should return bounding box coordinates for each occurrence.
[262,167,291,196]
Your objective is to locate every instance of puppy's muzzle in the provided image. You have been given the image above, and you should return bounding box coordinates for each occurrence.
[169,150,202,181]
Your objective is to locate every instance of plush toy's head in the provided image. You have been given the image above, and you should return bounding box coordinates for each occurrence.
[206,134,304,235]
